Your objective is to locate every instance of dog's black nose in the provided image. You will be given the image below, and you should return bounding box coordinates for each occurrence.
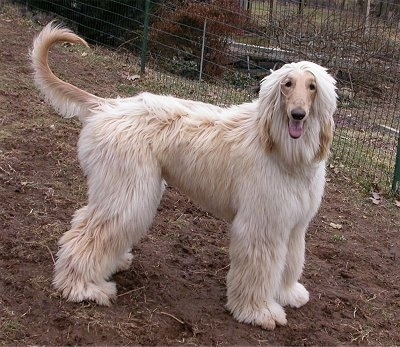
[291,109,306,120]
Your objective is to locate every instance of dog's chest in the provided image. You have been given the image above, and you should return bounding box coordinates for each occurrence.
[278,168,325,222]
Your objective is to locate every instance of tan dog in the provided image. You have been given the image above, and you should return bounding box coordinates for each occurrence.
[31,22,337,330]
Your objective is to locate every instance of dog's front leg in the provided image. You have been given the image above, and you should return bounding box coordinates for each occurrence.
[276,223,309,308]
[226,216,288,330]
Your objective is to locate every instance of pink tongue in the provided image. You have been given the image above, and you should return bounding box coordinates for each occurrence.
[289,120,304,139]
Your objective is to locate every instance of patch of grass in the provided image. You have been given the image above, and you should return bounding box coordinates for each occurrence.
[0,319,26,341]
[332,234,346,242]
[346,323,373,343]
[332,129,395,193]
[69,304,149,341]
[0,305,27,342]
[170,216,191,230]
[0,128,13,140]
[135,70,248,105]
[117,84,140,95]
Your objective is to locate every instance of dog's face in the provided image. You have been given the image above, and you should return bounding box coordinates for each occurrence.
[280,70,317,140]
[258,61,337,163]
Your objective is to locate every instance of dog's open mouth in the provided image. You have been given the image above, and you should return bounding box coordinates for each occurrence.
[289,119,304,139]
[288,119,304,139]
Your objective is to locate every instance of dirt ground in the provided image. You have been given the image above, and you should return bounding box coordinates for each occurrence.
[1,8,399,346]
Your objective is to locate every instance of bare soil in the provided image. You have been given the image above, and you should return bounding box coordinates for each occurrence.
[1,9,399,346]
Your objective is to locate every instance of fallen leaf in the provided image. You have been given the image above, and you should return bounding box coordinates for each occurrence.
[121,72,140,82]
[207,92,218,99]
[369,197,380,205]
[372,192,381,199]
[395,200,400,208]
[127,74,140,81]
[369,191,382,205]
[329,222,343,230]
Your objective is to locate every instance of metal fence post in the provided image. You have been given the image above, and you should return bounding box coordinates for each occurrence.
[140,0,151,74]
[199,18,207,82]
[392,134,400,194]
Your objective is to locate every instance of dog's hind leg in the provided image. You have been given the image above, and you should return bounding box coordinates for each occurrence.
[53,163,163,306]
[276,225,309,308]
[112,180,166,274]
[226,215,288,330]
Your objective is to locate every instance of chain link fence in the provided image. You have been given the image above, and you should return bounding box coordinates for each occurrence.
[9,0,400,193]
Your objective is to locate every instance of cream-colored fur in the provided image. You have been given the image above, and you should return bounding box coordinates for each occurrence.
[31,22,337,330]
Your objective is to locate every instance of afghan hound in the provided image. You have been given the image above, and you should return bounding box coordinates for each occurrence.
[31,22,337,330]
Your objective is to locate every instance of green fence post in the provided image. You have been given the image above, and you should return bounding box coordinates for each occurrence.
[140,0,151,74]
[392,133,400,194]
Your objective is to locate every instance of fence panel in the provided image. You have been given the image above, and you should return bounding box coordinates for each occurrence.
[11,0,400,193]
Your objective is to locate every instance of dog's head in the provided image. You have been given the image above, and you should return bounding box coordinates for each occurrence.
[258,61,337,163]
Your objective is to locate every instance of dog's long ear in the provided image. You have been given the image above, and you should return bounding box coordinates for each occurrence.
[305,62,337,161]
[259,108,275,152]
[258,70,285,153]
[316,116,334,161]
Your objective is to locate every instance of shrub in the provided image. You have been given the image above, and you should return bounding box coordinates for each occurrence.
[18,0,151,49]
[150,0,250,78]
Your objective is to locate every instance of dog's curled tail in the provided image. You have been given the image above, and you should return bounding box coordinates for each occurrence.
[31,22,103,121]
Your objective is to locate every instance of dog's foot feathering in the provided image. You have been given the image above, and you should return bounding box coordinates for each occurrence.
[277,282,309,308]
[114,251,133,273]
[228,300,287,330]
[54,278,117,306]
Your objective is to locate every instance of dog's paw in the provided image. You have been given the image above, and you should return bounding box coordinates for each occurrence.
[277,282,309,308]
[57,279,117,306]
[115,251,133,273]
[228,301,287,330]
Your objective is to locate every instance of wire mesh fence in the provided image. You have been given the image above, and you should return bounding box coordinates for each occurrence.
[8,0,400,193]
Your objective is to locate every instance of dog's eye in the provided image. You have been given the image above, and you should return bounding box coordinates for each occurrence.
[309,83,316,91]
[284,81,292,88]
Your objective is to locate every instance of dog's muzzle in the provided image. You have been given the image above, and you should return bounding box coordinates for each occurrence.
[288,108,306,139]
